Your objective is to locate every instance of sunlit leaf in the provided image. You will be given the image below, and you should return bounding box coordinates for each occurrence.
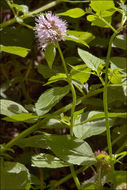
[0,45,30,57]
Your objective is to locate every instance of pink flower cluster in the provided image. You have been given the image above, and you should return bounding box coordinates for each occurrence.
[94,150,108,158]
[35,12,67,50]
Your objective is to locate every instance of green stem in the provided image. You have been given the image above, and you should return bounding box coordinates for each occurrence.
[5,123,39,150]
[5,0,16,17]
[19,22,34,30]
[57,42,77,136]
[0,1,59,28]
[96,167,102,190]
[70,83,77,136]
[70,165,81,190]
[57,42,80,189]
[103,31,117,172]
[57,42,69,77]
[103,10,125,186]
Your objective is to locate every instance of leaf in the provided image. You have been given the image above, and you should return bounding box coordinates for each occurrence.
[90,0,116,16]
[38,64,64,79]
[108,69,122,84]
[35,85,70,116]
[59,8,85,18]
[0,45,30,57]
[112,35,127,50]
[78,48,105,71]
[45,44,56,69]
[65,32,89,47]
[73,111,127,139]
[32,153,70,168]
[45,73,67,85]
[3,113,38,122]
[106,171,127,186]
[67,30,95,44]
[0,161,31,190]
[87,15,112,28]
[70,64,91,84]
[15,135,49,149]
[0,26,34,49]
[65,56,82,65]
[110,57,127,73]
[45,134,96,165]
[0,99,28,116]
[11,4,29,14]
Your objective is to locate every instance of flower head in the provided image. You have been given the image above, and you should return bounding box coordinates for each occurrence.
[35,12,67,50]
[94,150,111,169]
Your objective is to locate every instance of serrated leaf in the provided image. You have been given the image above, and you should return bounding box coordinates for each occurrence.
[112,35,127,50]
[87,15,112,28]
[67,30,95,44]
[37,64,64,79]
[59,8,85,18]
[0,99,28,116]
[15,135,48,149]
[0,161,31,190]
[0,45,30,57]
[65,33,89,47]
[45,134,96,165]
[45,44,56,69]
[90,0,116,16]
[78,48,105,71]
[71,64,91,84]
[32,153,70,168]
[35,85,70,116]
[110,57,127,73]
[45,73,67,85]
[108,69,122,84]
[73,111,127,139]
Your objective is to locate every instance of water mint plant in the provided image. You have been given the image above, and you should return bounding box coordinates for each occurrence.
[0,0,127,190]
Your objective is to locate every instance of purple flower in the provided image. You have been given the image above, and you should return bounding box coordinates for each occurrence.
[34,12,67,50]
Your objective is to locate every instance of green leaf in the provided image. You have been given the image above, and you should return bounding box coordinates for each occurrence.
[111,57,127,73]
[45,44,56,69]
[87,15,112,28]
[15,135,49,149]
[0,45,30,57]
[106,171,127,187]
[108,69,122,84]
[112,35,127,50]
[0,26,34,49]
[73,111,127,139]
[0,161,31,190]
[70,64,91,84]
[32,153,70,168]
[65,32,89,47]
[90,0,116,16]
[45,134,96,165]
[38,64,64,79]
[78,48,105,71]
[35,85,70,116]
[0,99,28,116]
[3,113,38,122]
[59,8,85,18]
[45,73,67,85]
[67,30,95,44]
[12,4,29,14]
[65,56,82,65]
